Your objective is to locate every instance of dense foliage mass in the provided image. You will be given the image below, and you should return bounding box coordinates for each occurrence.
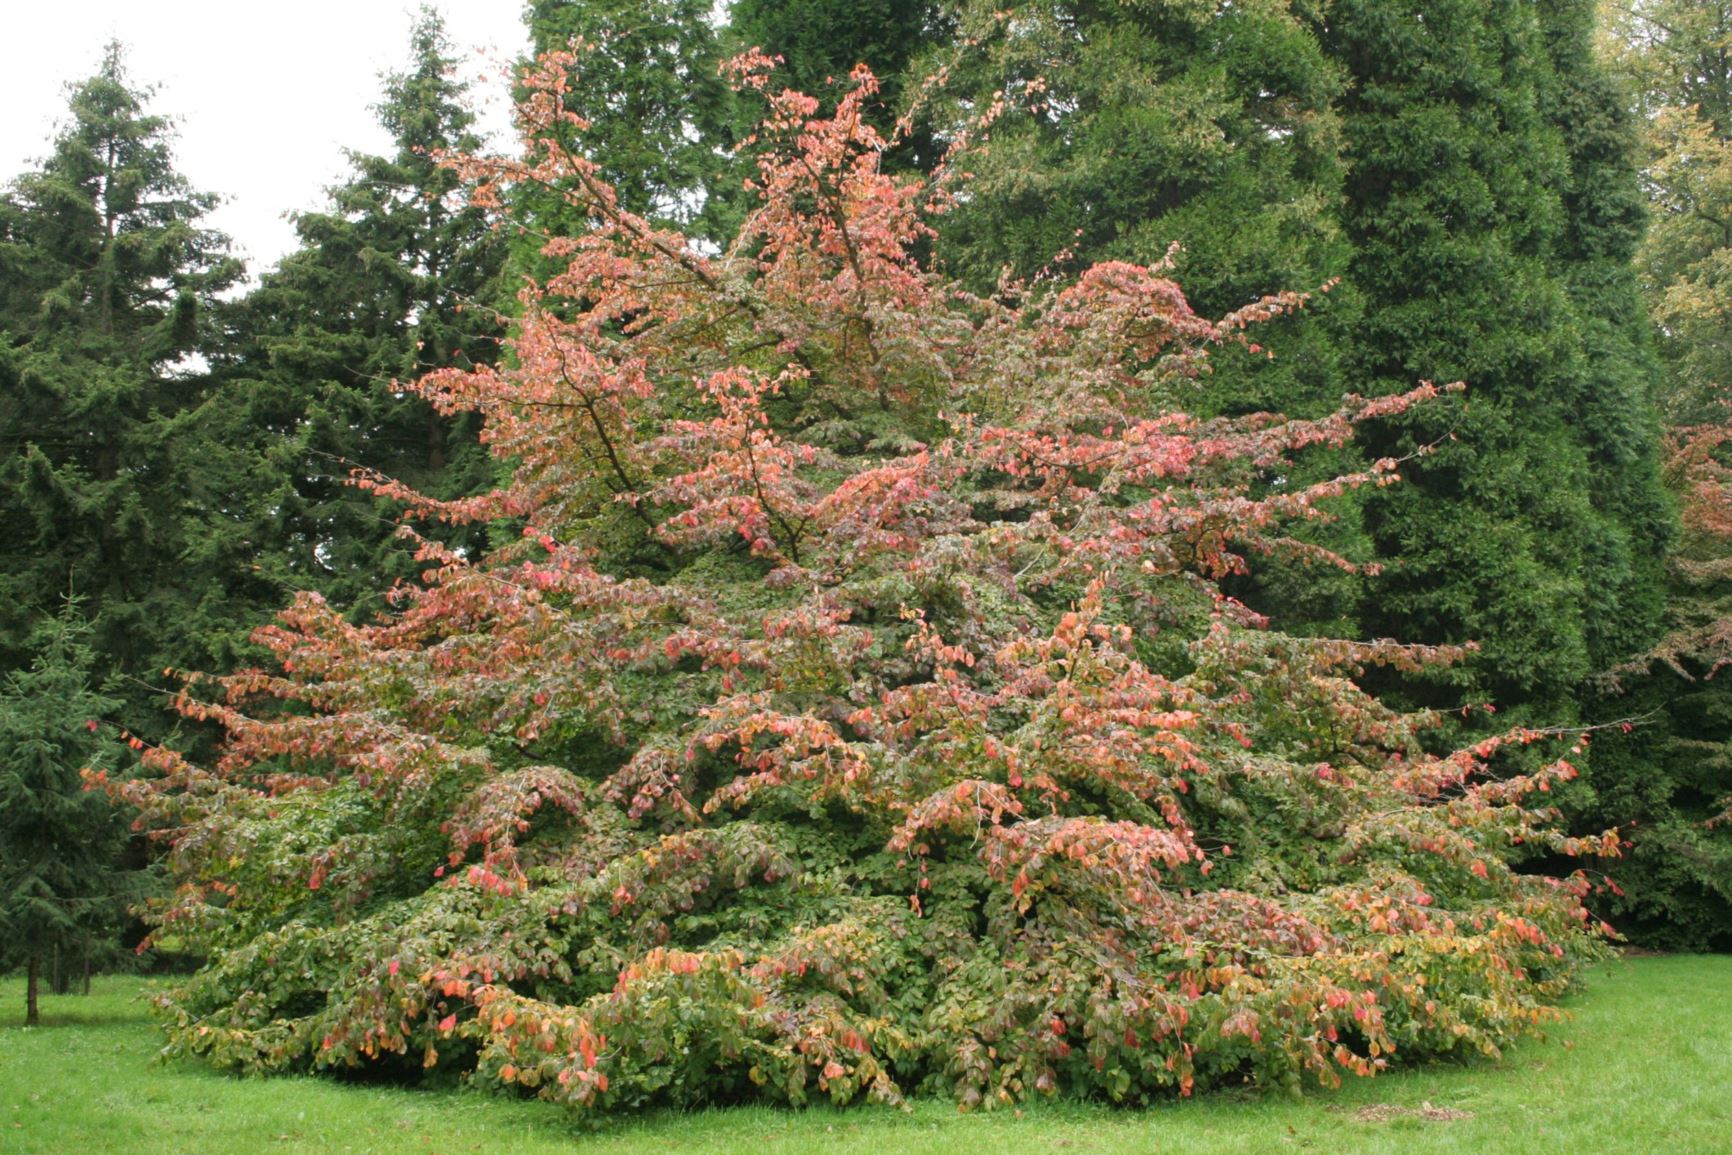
[1326,0,1671,713]
[1582,0,1732,949]
[521,0,741,246]
[921,0,1345,312]
[120,62,1615,1113]
[911,0,1365,633]
[1586,427,1732,948]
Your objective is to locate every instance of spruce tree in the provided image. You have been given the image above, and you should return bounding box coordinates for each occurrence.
[0,602,131,1024]
[0,44,245,726]
[210,8,507,620]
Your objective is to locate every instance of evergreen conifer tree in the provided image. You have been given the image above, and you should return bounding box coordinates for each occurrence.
[926,0,1346,316]
[916,0,1364,630]
[0,43,245,726]
[0,601,131,1025]
[522,0,740,246]
[210,8,507,620]
[1545,0,1672,671]
[1323,0,1671,715]
[729,0,947,174]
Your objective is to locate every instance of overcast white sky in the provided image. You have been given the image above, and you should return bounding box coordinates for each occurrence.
[1,1,530,280]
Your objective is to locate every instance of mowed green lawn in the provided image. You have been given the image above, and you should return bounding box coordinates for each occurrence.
[1,955,1726,1154]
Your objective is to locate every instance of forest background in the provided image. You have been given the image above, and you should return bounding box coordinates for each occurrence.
[0,0,1728,1109]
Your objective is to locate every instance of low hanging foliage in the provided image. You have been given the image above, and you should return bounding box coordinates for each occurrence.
[115,54,1617,1113]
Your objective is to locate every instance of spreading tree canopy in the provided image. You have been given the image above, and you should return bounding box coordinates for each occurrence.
[1603,0,1732,129]
[121,60,1616,1114]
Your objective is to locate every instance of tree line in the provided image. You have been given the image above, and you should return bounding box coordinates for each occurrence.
[0,0,1726,1037]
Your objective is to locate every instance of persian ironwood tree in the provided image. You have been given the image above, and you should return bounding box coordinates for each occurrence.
[120,58,1616,1113]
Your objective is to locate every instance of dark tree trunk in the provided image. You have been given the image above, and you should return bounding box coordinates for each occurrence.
[25,955,40,1027]
[50,941,75,996]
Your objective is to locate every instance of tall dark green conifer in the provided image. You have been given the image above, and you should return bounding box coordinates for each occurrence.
[925,1,1345,311]
[1545,0,1671,670]
[920,0,1364,630]
[898,0,1670,713]
[1323,0,1670,716]
[210,8,507,620]
[0,44,245,724]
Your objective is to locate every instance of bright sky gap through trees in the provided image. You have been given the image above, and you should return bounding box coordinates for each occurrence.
[1,1,528,277]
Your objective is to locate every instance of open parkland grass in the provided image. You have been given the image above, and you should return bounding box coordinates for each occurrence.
[1,954,1727,1154]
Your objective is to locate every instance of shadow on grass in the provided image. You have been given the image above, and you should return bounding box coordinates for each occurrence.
[2,1009,149,1029]
[0,976,159,1030]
